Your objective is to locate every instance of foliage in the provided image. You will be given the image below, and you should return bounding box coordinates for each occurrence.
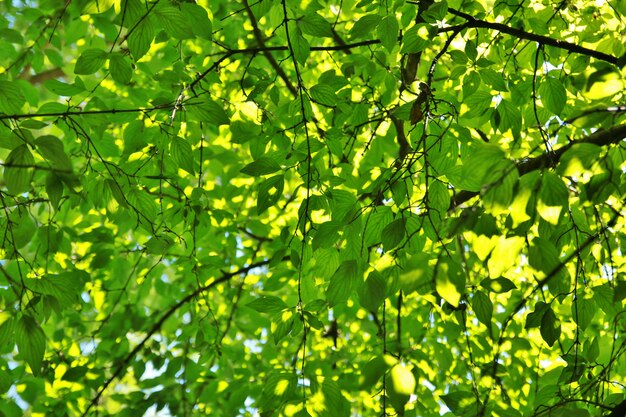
[0,0,625,416]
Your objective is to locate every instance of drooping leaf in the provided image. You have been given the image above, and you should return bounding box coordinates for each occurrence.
[74,48,108,75]
[4,144,35,194]
[15,315,46,376]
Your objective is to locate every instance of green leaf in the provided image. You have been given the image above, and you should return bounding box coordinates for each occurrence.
[15,315,46,376]
[0,80,25,114]
[377,15,399,52]
[241,157,281,177]
[74,48,107,75]
[312,221,341,251]
[181,3,212,40]
[572,297,596,332]
[358,270,386,311]
[389,363,416,396]
[257,175,284,214]
[310,84,337,106]
[381,218,406,251]
[539,171,569,207]
[471,290,493,327]
[43,79,84,96]
[440,391,480,417]
[27,274,81,307]
[34,135,72,171]
[45,173,64,210]
[529,237,570,296]
[170,136,195,175]
[4,144,35,194]
[109,53,133,84]
[480,68,508,91]
[540,76,567,115]
[350,14,381,39]
[400,24,430,53]
[154,6,190,40]
[247,296,288,314]
[436,259,465,307]
[187,100,230,125]
[495,99,522,134]
[462,71,482,98]
[271,310,295,345]
[480,277,517,293]
[326,260,359,306]
[291,26,310,66]
[540,307,561,347]
[128,19,154,60]
[299,13,332,37]
[423,0,449,22]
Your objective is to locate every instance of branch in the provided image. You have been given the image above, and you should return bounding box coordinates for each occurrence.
[0,103,177,121]
[449,123,626,210]
[447,7,619,66]
[80,259,270,417]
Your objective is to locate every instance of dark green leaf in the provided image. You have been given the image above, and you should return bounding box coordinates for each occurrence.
[182,3,212,40]
[381,218,405,251]
[74,48,107,75]
[310,84,337,106]
[326,260,359,306]
[257,175,284,214]
[4,144,35,194]
[540,76,567,115]
[15,315,46,376]
[241,157,281,177]
[480,277,517,293]
[350,15,381,39]
[472,290,493,327]
[154,6,190,39]
[377,15,398,52]
[299,13,332,37]
[540,307,561,347]
[247,296,288,314]
[170,136,195,175]
[358,270,386,311]
[187,100,230,125]
[0,80,25,114]
[109,53,133,84]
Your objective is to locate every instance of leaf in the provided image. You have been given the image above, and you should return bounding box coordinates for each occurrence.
[15,315,46,376]
[43,79,84,96]
[247,296,288,314]
[472,290,493,326]
[401,24,430,53]
[377,15,399,52]
[540,76,567,115]
[436,259,465,307]
[572,297,596,332]
[187,100,230,125]
[495,99,522,134]
[326,260,359,306]
[557,143,601,176]
[381,218,406,251]
[170,136,195,175]
[440,391,480,416]
[27,274,81,307]
[45,173,64,210]
[257,175,284,214]
[271,309,295,345]
[128,18,154,60]
[4,144,35,194]
[35,135,72,171]
[540,307,561,347]
[299,13,332,37]
[462,71,481,98]
[109,53,133,84]
[154,6,190,39]
[312,221,341,251]
[310,84,337,106]
[350,14,381,39]
[291,26,310,66]
[358,270,386,311]
[74,48,108,75]
[480,277,517,293]
[181,3,212,40]
[241,157,281,177]
[0,80,25,114]
[389,363,416,396]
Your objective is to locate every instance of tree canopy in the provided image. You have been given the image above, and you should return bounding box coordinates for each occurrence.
[0,0,625,416]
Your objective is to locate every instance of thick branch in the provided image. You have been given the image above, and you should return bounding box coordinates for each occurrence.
[448,7,619,65]
[449,123,626,210]
[243,0,297,96]
[81,259,270,417]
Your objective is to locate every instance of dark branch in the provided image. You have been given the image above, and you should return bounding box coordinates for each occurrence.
[449,123,626,210]
[447,7,619,65]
